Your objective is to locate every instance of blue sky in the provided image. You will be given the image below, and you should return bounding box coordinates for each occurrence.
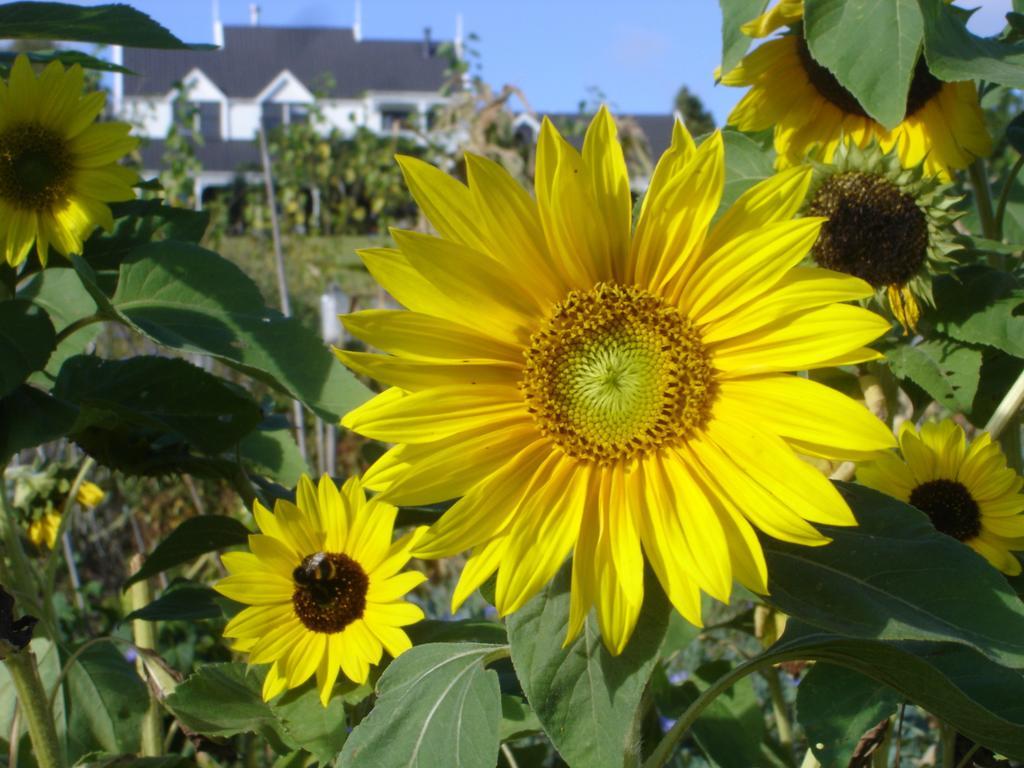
[67,0,1014,124]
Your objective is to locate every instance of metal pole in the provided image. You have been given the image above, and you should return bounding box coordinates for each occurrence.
[258,125,308,464]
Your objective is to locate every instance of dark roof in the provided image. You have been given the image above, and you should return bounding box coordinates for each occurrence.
[544,113,679,158]
[123,26,450,98]
[139,139,260,173]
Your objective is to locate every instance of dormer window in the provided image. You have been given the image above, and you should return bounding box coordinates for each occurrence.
[196,102,221,140]
[262,102,311,131]
[381,107,413,131]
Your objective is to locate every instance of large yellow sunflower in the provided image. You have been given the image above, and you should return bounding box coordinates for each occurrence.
[338,108,896,655]
[720,26,991,178]
[214,474,426,705]
[858,420,1024,575]
[0,55,138,268]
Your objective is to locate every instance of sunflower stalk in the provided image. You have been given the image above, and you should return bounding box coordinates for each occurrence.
[3,649,65,768]
[129,555,164,757]
[994,153,1024,241]
[984,369,1024,472]
[764,669,796,766]
[967,159,999,242]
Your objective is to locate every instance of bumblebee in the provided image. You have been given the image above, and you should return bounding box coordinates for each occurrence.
[293,552,334,586]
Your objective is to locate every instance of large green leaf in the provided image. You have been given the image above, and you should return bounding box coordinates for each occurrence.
[719,0,770,72]
[0,3,202,49]
[770,622,1024,760]
[272,686,349,764]
[0,385,77,464]
[762,483,1024,668]
[238,428,310,487]
[805,0,923,129]
[506,566,671,768]
[796,663,899,767]
[927,267,1024,359]
[124,580,223,622]
[67,643,148,757]
[884,338,981,411]
[163,663,292,754]
[340,642,505,768]
[125,515,251,588]
[0,299,55,397]
[105,242,370,422]
[919,0,1024,86]
[720,129,775,212]
[54,355,263,457]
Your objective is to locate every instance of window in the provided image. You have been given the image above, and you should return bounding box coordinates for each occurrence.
[287,104,310,125]
[196,102,221,140]
[261,102,284,132]
[381,108,413,131]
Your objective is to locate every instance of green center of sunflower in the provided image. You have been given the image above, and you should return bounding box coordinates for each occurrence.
[291,552,369,633]
[521,283,716,464]
[808,171,929,288]
[908,479,982,542]
[0,122,74,211]
[796,36,942,119]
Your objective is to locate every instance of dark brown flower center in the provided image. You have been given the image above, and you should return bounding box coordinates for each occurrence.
[291,552,368,633]
[808,171,929,288]
[909,479,982,542]
[796,36,942,119]
[0,123,73,211]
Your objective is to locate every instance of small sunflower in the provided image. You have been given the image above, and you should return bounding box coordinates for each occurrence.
[0,55,138,268]
[338,108,896,654]
[214,474,426,706]
[720,18,991,179]
[804,140,961,332]
[859,420,1024,575]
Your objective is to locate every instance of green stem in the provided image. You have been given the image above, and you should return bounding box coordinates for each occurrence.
[968,159,999,242]
[3,649,65,768]
[954,743,982,768]
[984,369,1024,473]
[765,669,796,767]
[129,555,163,757]
[42,457,95,626]
[994,154,1024,240]
[940,723,958,768]
[644,655,791,768]
[52,314,103,346]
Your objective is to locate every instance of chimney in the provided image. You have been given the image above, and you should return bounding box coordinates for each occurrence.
[212,0,224,46]
[249,3,260,25]
[353,0,362,42]
[422,26,431,58]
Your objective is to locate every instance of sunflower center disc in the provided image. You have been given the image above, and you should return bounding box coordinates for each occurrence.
[908,479,982,542]
[521,282,716,464]
[291,552,369,633]
[808,171,929,287]
[796,36,942,119]
[0,123,74,211]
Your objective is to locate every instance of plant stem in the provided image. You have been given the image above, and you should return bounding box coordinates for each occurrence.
[984,369,1024,472]
[940,723,958,768]
[42,457,95,621]
[994,154,1024,239]
[52,314,103,346]
[644,655,789,768]
[765,669,795,766]
[968,159,999,241]
[3,649,65,768]
[954,743,982,768]
[129,555,163,757]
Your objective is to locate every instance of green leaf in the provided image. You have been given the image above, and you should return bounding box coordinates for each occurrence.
[805,0,924,129]
[86,201,210,270]
[54,355,263,457]
[1008,112,1024,154]
[884,338,981,411]
[272,686,348,764]
[0,49,135,74]
[797,663,899,768]
[107,242,370,422]
[238,428,310,487]
[340,643,504,768]
[919,0,1024,87]
[67,643,148,757]
[499,695,542,742]
[406,619,508,646]
[124,580,223,622]
[0,385,77,465]
[762,483,1024,668]
[927,267,1024,359]
[720,129,775,212]
[772,622,1024,760]
[125,515,250,588]
[0,299,56,398]
[0,2,202,49]
[719,0,769,72]
[163,663,291,753]
[506,566,671,768]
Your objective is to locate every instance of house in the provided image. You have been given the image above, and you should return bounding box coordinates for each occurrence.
[114,19,454,201]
